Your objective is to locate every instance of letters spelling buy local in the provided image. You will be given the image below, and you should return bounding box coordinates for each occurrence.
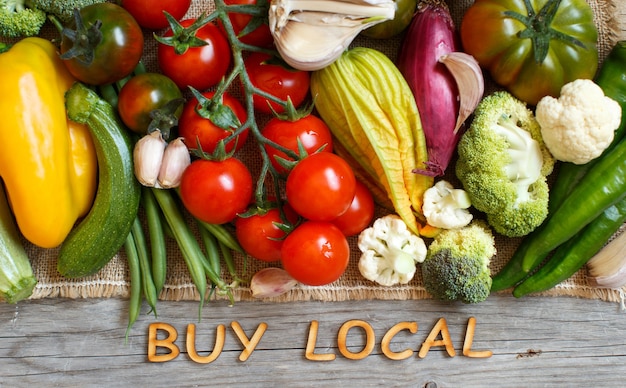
[147,316,492,363]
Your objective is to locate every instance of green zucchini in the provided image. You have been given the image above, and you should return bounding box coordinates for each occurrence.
[57,82,141,278]
[0,182,37,303]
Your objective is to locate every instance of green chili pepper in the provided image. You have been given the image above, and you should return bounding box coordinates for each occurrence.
[512,197,626,297]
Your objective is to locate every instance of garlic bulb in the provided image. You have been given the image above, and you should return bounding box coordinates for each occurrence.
[269,0,396,71]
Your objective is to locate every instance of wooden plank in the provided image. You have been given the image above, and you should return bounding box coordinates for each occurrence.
[1,296,626,386]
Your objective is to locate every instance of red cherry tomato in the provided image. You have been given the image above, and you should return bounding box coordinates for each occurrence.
[219,0,274,48]
[117,73,183,135]
[331,180,375,237]
[235,205,298,263]
[179,158,253,225]
[178,91,249,154]
[59,3,144,85]
[261,114,333,175]
[281,221,350,286]
[121,0,191,30]
[286,152,356,221]
[157,19,231,91]
[244,52,310,114]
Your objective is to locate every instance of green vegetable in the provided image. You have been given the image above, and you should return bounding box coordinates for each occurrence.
[455,91,555,237]
[57,82,141,278]
[0,0,46,38]
[31,0,106,23]
[421,220,496,304]
[142,187,167,296]
[512,197,626,297]
[131,216,158,317]
[0,183,36,303]
[491,136,626,292]
[0,0,105,38]
[123,230,142,342]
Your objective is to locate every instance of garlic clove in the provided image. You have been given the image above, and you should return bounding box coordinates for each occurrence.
[269,0,396,71]
[133,130,167,187]
[439,52,485,133]
[157,137,191,189]
[250,267,299,298]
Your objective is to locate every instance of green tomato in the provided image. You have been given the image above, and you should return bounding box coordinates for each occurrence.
[361,0,418,39]
[460,0,598,106]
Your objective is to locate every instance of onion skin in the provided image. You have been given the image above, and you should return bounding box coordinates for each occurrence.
[397,0,461,177]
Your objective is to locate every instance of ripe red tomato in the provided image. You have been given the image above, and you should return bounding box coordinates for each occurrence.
[235,205,298,263]
[157,19,231,91]
[179,158,253,225]
[59,3,144,85]
[120,0,191,30]
[261,114,333,175]
[219,0,274,48]
[178,91,249,154]
[117,73,183,135]
[281,221,350,286]
[244,52,310,114]
[286,152,356,221]
[331,180,375,237]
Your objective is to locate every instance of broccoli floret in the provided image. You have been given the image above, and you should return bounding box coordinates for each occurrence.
[0,0,47,38]
[421,220,496,304]
[30,0,106,24]
[455,91,555,237]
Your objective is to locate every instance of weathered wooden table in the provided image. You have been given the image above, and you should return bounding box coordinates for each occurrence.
[1,296,626,387]
[2,3,626,387]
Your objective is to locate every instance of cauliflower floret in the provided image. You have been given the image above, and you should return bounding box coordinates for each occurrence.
[357,214,427,286]
[536,79,622,165]
[422,180,473,229]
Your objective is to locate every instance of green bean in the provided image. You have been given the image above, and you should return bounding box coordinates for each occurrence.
[196,219,244,254]
[153,188,220,319]
[219,239,240,281]
[144,187,167,295]
[131,216,159,318]
[123,232,142,344]
[197,220,222,283]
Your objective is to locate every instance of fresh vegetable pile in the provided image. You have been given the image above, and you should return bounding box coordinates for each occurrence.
[0,0,625,334]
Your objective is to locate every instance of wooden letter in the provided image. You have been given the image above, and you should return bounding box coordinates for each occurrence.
[462,317,493,358]
[186,323,226,364]
[418,318,456,358]
[147,322,180,362]
[305,320,336,361]
[337,319,375,360]
[381,321,418,360]
[231,321,268,361]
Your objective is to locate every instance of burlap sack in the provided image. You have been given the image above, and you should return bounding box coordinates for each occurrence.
[22,0,626,305]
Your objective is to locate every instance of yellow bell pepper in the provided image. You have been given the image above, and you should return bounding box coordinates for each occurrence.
[0,37,97,248]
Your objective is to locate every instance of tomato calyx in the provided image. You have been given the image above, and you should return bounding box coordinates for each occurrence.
[155,12,215,55]
[188,87,243,133]
[269,98,314,122]
[147,97,185,140]
[55,9,103,66]
[504,0,586,64]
